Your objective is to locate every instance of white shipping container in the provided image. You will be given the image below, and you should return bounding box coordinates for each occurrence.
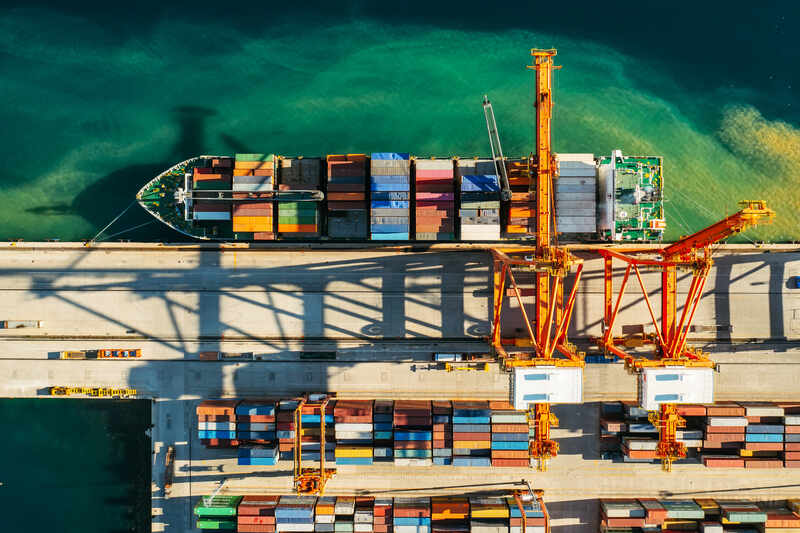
[707,417,748,427]
[198,422,236,431]
[557,167,597,177]
[638,368,714,411]
[676,430,704,440]
[316,515,335,524]
[623,438,658,451]
[240,422,275,431]
[678,439,703,448]
[510,528,546,533]
[393,458,433,467]
[277,525,315,532]
[335,424,373,432]
[354,525,373,532]
[740,403,784,417]
[334,431,373,440]
[394,526,429,533]
[701,522,723,533]
[415,159,454,170]
[785,415,800,425]
[512,366,583,409]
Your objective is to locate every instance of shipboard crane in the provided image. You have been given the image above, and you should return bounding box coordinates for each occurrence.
[482,95,512,201]
[595,200,775,470]
[293,394,336,495]
[488,49,584,471]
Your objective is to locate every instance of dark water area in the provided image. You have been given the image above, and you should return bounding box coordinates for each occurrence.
[0,398,151,532]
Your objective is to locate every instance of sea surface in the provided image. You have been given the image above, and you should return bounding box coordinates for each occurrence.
[0,398,151,532]
[1,3,798,243]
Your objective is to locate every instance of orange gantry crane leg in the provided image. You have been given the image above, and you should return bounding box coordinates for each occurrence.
[596,200,775,470]
[293,396,336,495]
[488,49,583,472]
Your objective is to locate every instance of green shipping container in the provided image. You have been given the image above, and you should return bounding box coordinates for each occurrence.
[723,511,767,523]
[279,216,318,224]
[236,153,274,162]
[194,495,242,517]
[196,518,237,530]
[194,180,231,191]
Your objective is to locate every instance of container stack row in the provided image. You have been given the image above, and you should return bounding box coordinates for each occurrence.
[470,496,546,533]
[238,495,279,533]
[452,401,491,467]
[197,398,535,467]
[598,498,800,532]
[394,400,433,466]
[326,154,368,239]
[373,400,394,463]
[315,497,335,532]
[197,400,239,448]
[504,158,535,237]
[334,400,374,466]
[599,401,800,468]
[554,154,596,234]
[415,158,455,240]
[489,401,530,467]
[432,401,453,465]
[458,160,501,241]
[236,401,277,466]
[278,158,321,238]
[370,153,411,240]
[394,497,431,533]
[193,157,235,223]
[196,495,548,533]
[194,495,242,531]
[432,497,468,533]
[374,499,393,533]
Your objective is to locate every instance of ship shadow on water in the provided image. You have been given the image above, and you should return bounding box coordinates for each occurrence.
[24,106,218,242]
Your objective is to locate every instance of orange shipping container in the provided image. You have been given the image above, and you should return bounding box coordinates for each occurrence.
[234,168,254,176]
[490,450,528,459]
[233,216,272,232]
[278,224,318,233]
[235,161,274,170]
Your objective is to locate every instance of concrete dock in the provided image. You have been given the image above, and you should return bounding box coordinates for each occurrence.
[0,243,798,533]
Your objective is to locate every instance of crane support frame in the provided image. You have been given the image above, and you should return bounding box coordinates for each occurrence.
[293,395,336,495]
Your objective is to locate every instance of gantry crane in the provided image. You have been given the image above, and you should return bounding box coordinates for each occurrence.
[595,200,775,470]
[488,49,584,471]
[512,482,550,533]
[293,394,336,495]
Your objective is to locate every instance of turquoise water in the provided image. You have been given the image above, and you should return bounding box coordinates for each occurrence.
[1,6,798,242]
[0,398,151,532]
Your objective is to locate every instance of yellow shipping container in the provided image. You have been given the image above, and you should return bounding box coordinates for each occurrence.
[232,216,271,232]
[316,504,335,514]
[334,447,372,458]
[663,520,698,530]
[694,498,719,513]
[471,506,509,519]
[452,441,491,449]
[432,511,467,520]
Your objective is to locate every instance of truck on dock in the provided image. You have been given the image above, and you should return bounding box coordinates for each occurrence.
[1,320,42,329]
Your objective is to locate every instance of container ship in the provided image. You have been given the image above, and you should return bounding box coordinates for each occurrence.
[136,150,665,243]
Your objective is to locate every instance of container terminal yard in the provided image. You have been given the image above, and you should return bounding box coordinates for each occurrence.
[2,49,800,533]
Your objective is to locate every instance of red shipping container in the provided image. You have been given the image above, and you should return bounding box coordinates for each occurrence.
[415,169,453,178]
[416,184,454,193]
[394,441,432,450]
[703,456,744,467]
[328,192,365,201]
[238,516,277,525]
[253,232,275,241]
[745,459,783,468]
[236,415,276,423]
[705,426,746,434]
[785,460,800,468]
[676,405,707,416]
[604,517,646,528]
[784,451,800,460]
[394,508,430,518]
[237,524,275,533]
[489,424,529,433]
[374,526,388,533]
[197,400,239,416]
[490,450,529,459]
[785,426,800,434]
[745,442,783,451]
[785,443,800,451]
[706,404,746,416]
[198,414,235,423]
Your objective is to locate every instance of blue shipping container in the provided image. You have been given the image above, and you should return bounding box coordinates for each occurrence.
[371,153,409,160]
[198,430,236,440]
[394,431,432,441]
[235,404,276,416]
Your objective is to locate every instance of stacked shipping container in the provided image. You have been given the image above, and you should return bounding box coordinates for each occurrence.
[489,401,530,467]
[414,159,455,240]
[195,495,242,531]
[327,154,368,239]
[458,160,501,241]
[238,495,279,533]
[452,401,491,467]
[373,400,394,463]
[504,158,535,237]
[277,399,300,460]
[787,406,800,468]
[374,499,394,533]
[432,401,453,466]
[598,498,800,532]
[432,497,469,533]
[278,158,321,238]
[236,400,278,466]
[394,498,431,533]
[316,497,336,533]
[197,400,239,448]
[334,400,374,466]
[394,400,433,466]
[599,401,800,468]
[554,154,596,234]
[277,496,317,533]
[371,153,411,240]
[335,497,356,533]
